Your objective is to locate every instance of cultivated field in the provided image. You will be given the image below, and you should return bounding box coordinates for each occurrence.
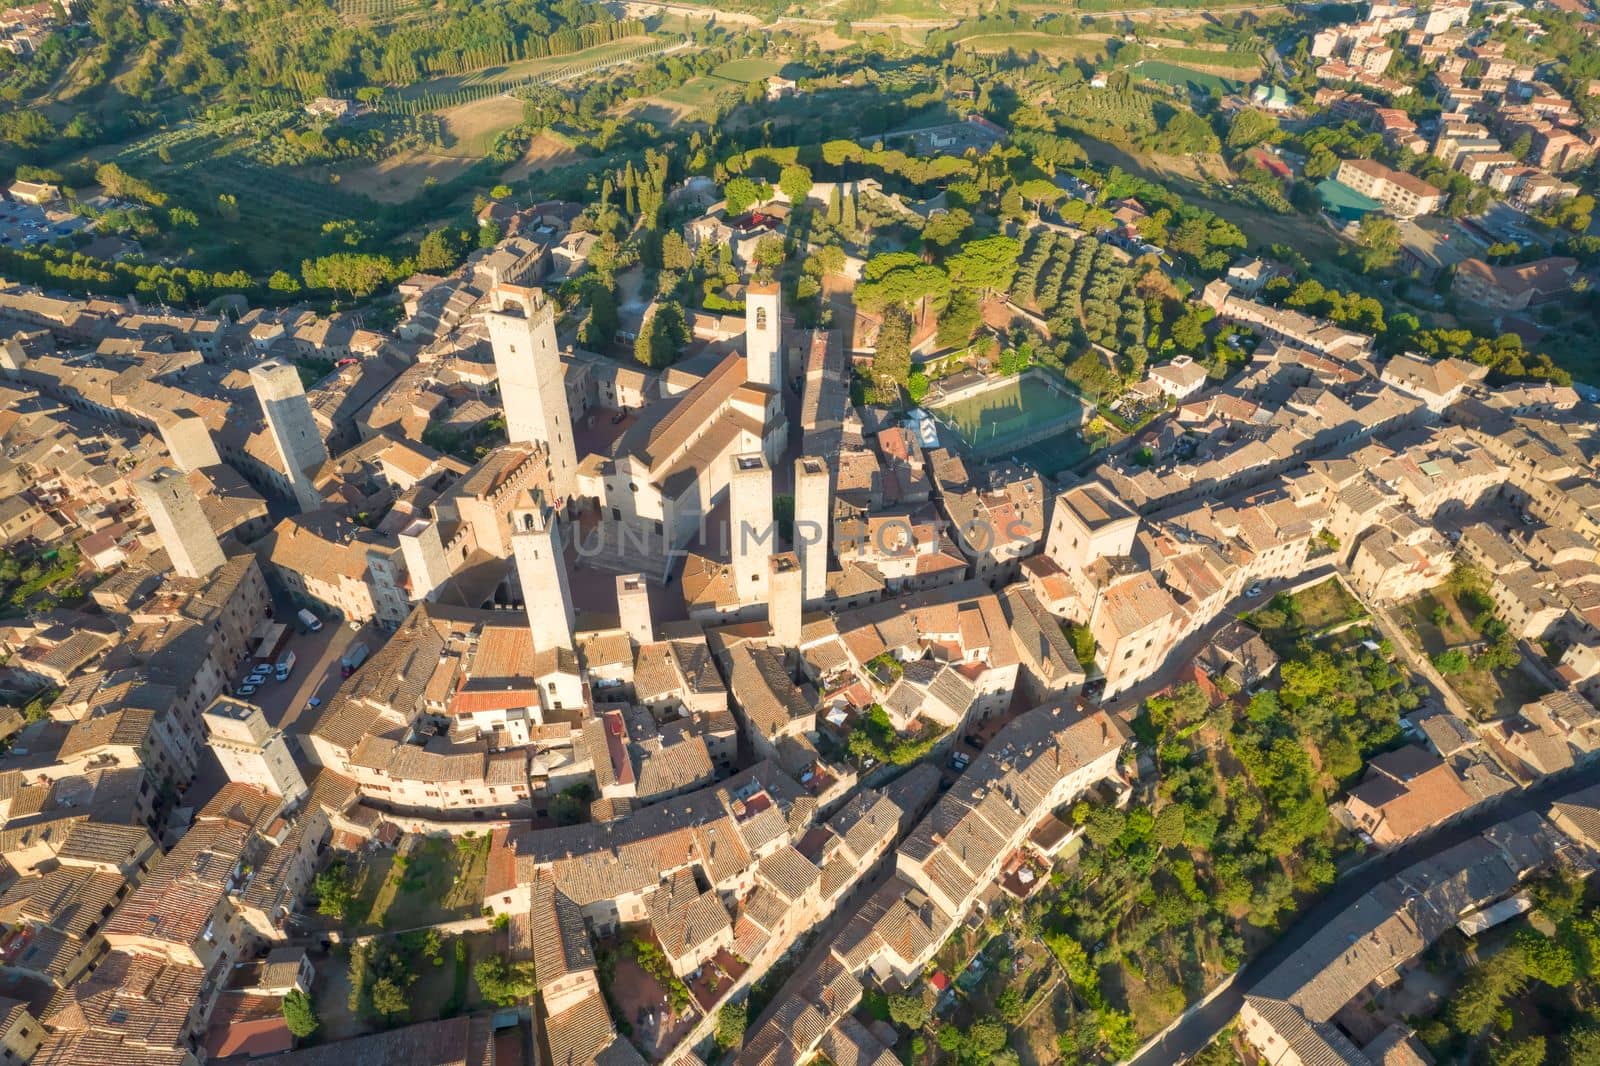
[625,75,732,125]
[393,35,659,101]
[337,150,481,202]
[959,32,1109,61]
[711,56,784,84]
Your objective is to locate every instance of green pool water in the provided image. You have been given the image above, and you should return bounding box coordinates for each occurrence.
[931,374,1089,469]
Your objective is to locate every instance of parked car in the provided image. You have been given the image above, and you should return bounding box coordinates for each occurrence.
[1245,584,1264,599]
[340,642,370,677]
[237,682,259,697]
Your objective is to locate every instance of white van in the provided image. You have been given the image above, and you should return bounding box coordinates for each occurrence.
[297,608,322,632]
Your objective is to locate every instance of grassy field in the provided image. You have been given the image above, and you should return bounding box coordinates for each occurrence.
[434,96,526,156]
[711,56,785,84]
[869,0,960,16]
[499,129,582,181]
[170,154,380,270]
[1145,44,1263,70]
[960,32,1108,61]
[625,75,731,126]
[312,930,501,1041]
[369,834,491,929]
[1400,590,1552,718]
[1134,60,1244,95]
[341,834,493,931]
[394,36,658,101]
[1245,577,1369,651]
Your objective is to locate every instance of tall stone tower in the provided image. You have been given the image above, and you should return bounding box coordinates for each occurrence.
[794,456,831,607]
[203,697,308,807]
[484,286,578,506]
[769,552,802,649]
[510,496,575,652]
[157,413,221,473]
[399,517,451,602]
[135,467,225,580]
[744,281,783,391]
[730,452,773,606]
[616,573,653,646]
[249,359,327,513]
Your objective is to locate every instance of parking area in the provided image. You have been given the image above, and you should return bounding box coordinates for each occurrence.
[0,200,91,248]
[225,603,363,735]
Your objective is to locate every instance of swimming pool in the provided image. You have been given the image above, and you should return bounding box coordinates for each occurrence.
[929,371,1089,463]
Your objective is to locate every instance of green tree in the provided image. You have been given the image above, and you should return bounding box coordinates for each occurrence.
[1304,145,1338,180]
[1170,305,1213,352]
[922,207,973,248]
[946,235,1022,297]
[716,1001,748,1049]
[1099,1009,1139,1058]
[1227,109,1280,150]
[473,955,538,1006]
[416,227,465,273]
[1431,648,1470,674]
[551,781,594,826]
[1570,1028,1600,1066]
[582,281,619,350]
[873,304,913,391]
[268,270,302,295]
[1353,214,1400,273]
[301,253,395,298]
[661,231,692,273]
[752,234,786,282]
[1154,803,1186,848]
[1517,929,1576,988]
[314,862,355,920]
[966,1018,1010,1059]
[1448,946,1528,1034]
[1488,1036,1545,1066]
[936,287,981,347]
[996,988,1026,1024]
[0,110,55,149]
[888,991,929,1030]
[1017,178,1065,217]
[635,301,688,369]
[370,976,409,1020]
[724,176,766,215]
[906,370,930,404]
[282,989,319,1039]
[778,163,813,205]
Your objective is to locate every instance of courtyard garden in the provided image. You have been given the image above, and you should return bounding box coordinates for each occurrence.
[1398,569,1552,718]
[311,832,492,933]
